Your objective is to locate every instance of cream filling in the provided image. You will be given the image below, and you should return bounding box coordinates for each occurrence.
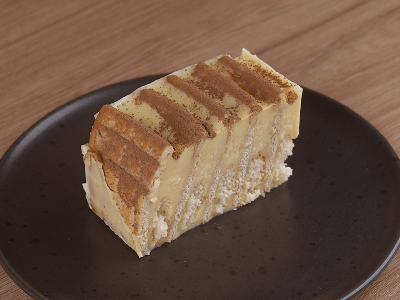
[82,99,299,256]
[82,49,302,257]
[145,126,229,249]
[144,112,255,249]
[81,145,141,255]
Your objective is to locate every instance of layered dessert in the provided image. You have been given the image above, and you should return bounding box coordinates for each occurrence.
[81,49,302,257]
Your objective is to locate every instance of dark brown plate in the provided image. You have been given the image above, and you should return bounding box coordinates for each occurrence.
[1,76,400,300]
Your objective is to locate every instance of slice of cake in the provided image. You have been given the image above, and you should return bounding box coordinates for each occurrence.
[81,49,302,257]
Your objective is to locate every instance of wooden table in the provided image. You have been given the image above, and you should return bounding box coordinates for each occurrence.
[1,1,399,299]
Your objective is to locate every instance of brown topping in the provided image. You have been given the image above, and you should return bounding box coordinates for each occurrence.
[243,61,292,89]
[95,105,173,160]
[137,89,208,159]
[102,158,148,235]
[89,122,160,187]
[192,62,262,114]
[102,158,149,207]
[218,56,283,105]
[88,105,172,212]
[285,90,298,105]
[166,75,237,129]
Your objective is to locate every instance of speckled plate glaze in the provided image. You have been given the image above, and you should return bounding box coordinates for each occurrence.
[1,76,400,300]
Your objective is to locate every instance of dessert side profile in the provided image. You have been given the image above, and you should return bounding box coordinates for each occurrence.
[81,49,302,257]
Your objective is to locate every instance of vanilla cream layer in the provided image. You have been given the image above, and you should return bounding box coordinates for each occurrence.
[82,145,139,252]
[82,48,302,257]
[109,57,257,247]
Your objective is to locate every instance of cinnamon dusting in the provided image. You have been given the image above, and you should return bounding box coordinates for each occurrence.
[285,90,298,105]
[90,122,160,187]
[218,56,282,105]
[102,158,148,235]
[95,105,172,160]
[166,75,237,129]
[87,105,175,217]
[137,89,208,159]
[244,61,293,89]
[192,62,262,114]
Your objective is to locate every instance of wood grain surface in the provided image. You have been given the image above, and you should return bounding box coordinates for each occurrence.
[1,0,400,299]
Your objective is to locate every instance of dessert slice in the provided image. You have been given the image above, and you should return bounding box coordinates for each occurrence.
[81,49,302,257]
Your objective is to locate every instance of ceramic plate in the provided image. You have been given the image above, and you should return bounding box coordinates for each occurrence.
[1,76,400,300]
